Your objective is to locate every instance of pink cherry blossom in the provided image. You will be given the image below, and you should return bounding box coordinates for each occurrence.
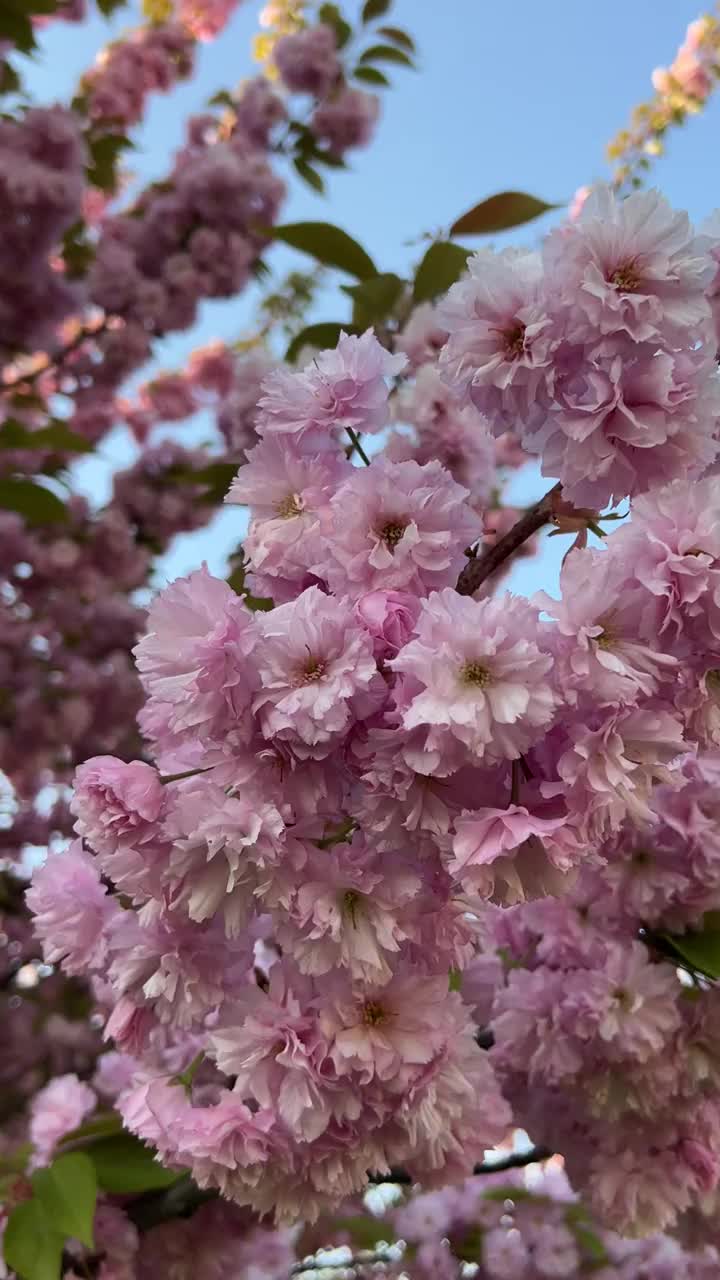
[225,435,349,581]
[257,329,406,440]
[536,545,678,705]
[134,564,259,765]
[320,457,480,597]
[391,588,558,770]
[162,774,286,935]
[27,841,120,976]
[71,756,165,858]
[29,1074,96,1167]
[450,805,568,903]
[353,589,421,661]
[544,185,714,343]
[253,585,381,756]
[440,247,556,432]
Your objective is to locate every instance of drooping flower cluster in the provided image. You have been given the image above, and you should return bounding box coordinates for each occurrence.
[441,187,720,507]
[0,106,87,355]
[81,23,195,129]
[20,163,720,1260]
[273,22,380,157]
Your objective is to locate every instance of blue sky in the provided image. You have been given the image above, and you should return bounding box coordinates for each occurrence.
[23,0,720,596]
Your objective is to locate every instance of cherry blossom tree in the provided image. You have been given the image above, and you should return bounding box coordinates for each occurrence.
[5,3,720,1279]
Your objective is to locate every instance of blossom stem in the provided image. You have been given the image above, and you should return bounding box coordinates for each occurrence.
[510,759,522,806]
[159,766,213,785]
[345,428,371,466]
[456,483,562,596]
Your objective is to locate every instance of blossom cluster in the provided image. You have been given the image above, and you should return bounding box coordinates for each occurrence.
[23,183,720,1250]
[81,23,195,129]
[0,106,86,356]
[273,22,380,156]
[441,186,720,508]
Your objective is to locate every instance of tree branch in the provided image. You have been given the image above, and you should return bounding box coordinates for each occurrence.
[473,1144,553,1175]
[367,1144,552,1187]
[1,321,108,392]
[456,483,562,597]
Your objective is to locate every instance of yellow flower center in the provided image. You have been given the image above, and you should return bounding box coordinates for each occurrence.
[342,890,361,925]
[380,520,407,549]
[362,999,387,1026]
[504,322,526,357]
[610,261,641,293]
[300,658,326,683]
[276,493,303,519]
[461,660,491,688]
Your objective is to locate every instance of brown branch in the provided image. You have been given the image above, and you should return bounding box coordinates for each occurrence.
[456,483,562,597]
[2,321,108,393]
[367,1144,553,1187]
[473,1144,553,1175]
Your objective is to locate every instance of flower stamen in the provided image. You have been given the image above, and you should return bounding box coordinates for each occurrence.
[609,261,641,292]
[380,520,407,549]
[300,657,326,683]
[461,660,491,688]
[362,999,387,1026]
[276,492,304,519]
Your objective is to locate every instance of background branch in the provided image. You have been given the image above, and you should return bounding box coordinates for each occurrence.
[456,483,562,596]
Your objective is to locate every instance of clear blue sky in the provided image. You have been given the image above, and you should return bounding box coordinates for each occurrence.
[24,0,720,596]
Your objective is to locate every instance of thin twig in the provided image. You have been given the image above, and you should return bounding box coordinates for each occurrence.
[366,1144,552,1187]
[2,322,108,392]
[456,483,562,596]
[473,1144,553,1175]
[345,427,371,466]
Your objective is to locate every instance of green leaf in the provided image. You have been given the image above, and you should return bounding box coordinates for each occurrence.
[207,89,235,109]
[413,240,471,302]
[318,3,351,47]
[359,42,413,67]
[96,0,126,13]
[0,478,67,525]
[0,61,21,96]
[448,967,462,992]
[293,157,325,194]
[0,3,37,55]
[270,222,377,279]
[61,220,95,278]
[341,272,404,326]
[362,0,391,20]
[32,1153,97,1250]
[353,65,390,86]
[659,917,720,979]
[191,461,238,501]
[0,419,92,454]
[376,24,415,51]
[88,1135,183,1194]
[450,191,559,236]
[572,1224,608,1264]
[334,1215,393,1248]
[86,133,132,193]
[286,322,362,363]
[4,1199,64,1280]
[244,592,274,612]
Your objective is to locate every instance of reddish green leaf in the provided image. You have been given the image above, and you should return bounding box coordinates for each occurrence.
[450,191,559,236]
